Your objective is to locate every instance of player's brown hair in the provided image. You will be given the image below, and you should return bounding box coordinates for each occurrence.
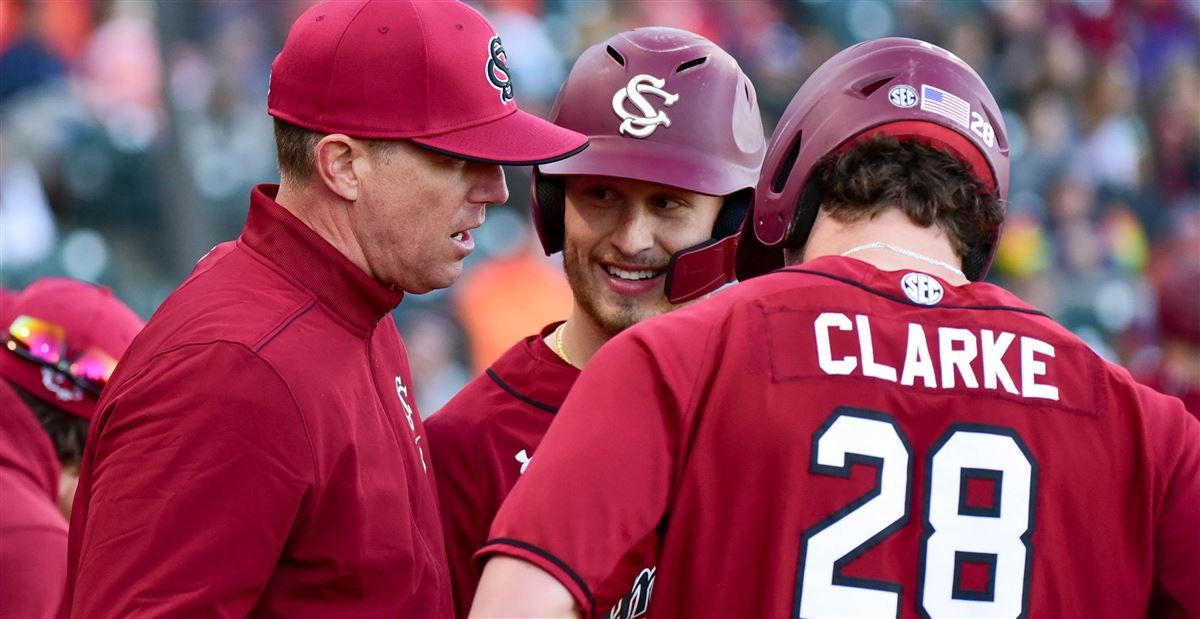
[8,380,89,468]
[810,134,1003,261]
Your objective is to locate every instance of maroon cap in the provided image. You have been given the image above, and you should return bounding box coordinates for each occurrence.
[531,27,765,302]
[0,278,144,420]
[737,37,1010,282]
[267,0,587,165]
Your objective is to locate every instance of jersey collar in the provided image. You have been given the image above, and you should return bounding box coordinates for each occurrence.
[241,184,405,333]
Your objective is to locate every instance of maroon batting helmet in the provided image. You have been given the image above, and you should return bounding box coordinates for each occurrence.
[532,27,766,303]
[733,37,1010,282]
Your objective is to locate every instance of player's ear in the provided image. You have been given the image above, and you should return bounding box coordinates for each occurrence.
[313,134,365,201]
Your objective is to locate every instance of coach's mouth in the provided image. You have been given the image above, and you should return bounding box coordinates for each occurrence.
[450,215,485,250]
[450,227,477,253]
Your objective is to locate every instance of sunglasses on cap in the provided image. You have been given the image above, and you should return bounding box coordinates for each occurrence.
[5,314,119,397]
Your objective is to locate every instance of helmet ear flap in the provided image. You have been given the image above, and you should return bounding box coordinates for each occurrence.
[961,220,1003,281]
[782,183,823,251]
[662,189,754,304]
[713,189,752,239]
[532,173,566,255]
[735,182,822,282]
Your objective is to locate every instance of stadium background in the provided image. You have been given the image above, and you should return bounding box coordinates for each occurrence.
[1,0,1196,415]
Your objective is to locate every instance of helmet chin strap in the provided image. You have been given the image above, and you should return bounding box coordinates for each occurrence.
[840,241,965,279]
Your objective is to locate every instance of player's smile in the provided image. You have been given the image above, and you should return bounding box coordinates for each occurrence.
[598,260,666,296]
[560,175,724,335]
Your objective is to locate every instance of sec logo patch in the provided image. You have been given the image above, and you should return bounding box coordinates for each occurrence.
[901,272,944,305]
[888,84,918,109]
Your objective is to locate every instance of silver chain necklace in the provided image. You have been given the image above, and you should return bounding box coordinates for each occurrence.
[840,241,966,279]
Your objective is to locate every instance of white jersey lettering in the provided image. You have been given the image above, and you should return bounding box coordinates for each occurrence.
[813,314,1058,400]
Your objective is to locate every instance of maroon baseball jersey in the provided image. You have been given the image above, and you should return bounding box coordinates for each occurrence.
[64,185,451,618]
[428,325,656,619]
[480,256,1200,619]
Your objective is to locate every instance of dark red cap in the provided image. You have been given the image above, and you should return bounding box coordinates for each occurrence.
[267,0,587,165]
[0,278,144,420]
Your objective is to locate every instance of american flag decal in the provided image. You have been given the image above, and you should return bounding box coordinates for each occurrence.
[920,84,970,128]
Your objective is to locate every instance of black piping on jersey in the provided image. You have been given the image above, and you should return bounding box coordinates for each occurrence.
[485,368,558,414]
[782,268,1050,316]
[484,537,596,616]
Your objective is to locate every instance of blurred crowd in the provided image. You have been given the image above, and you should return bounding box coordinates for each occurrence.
[2,0,1197,414]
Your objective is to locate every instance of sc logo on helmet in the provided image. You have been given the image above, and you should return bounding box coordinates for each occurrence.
[612,74,679,138]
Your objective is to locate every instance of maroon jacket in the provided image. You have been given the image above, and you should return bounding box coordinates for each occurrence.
[64,185,451,617]
[0,379,67,619]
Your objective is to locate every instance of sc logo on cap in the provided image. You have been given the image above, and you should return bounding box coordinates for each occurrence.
[486,36,513,104]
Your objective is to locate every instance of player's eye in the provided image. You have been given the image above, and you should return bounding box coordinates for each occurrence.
[650,195,686,210]
[584,186,619,202]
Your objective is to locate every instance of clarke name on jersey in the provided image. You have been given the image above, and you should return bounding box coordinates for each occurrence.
[813,311,1059,401]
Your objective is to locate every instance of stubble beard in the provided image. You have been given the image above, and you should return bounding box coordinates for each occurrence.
[562,242,666,337]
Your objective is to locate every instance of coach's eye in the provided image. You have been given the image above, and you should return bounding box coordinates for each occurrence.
[440,156,467,170]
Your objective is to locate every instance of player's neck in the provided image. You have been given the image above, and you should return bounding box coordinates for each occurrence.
[542,311,610,370]
[796,208,969,284]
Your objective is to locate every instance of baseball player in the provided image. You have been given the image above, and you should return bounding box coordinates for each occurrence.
[425,27,765,619]
[470,38,1200,618]
[0,278,142,619]
[61,1,585,617]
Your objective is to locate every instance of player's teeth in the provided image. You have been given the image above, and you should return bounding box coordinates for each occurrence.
[451,232,464,241]
[606,266,659,281]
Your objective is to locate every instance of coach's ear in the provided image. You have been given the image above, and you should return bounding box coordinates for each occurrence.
[313,133,366,202]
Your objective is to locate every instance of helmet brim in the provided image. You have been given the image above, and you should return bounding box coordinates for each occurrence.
[537,135,757,197]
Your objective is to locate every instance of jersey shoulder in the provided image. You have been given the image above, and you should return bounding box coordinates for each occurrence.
[427,331,574,446]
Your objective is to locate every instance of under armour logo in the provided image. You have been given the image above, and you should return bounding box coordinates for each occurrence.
[612,74,679,138]
[486,35,513,104]
[516,449,532,475]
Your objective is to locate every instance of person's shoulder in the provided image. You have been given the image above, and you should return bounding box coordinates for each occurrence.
[621,274,785,352]
[1101,356,1195,427]
[0,472,67,534]
[426,369,508,443]
[130,241,318,361]
[427,333,561,442]
[103,339,294,410]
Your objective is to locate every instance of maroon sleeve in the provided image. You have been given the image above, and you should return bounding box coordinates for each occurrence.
[477,323,703,617]
[426,408,491,619]
[66,343,314,617]
[1143,385,1200,618]
[0,527,67,619]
